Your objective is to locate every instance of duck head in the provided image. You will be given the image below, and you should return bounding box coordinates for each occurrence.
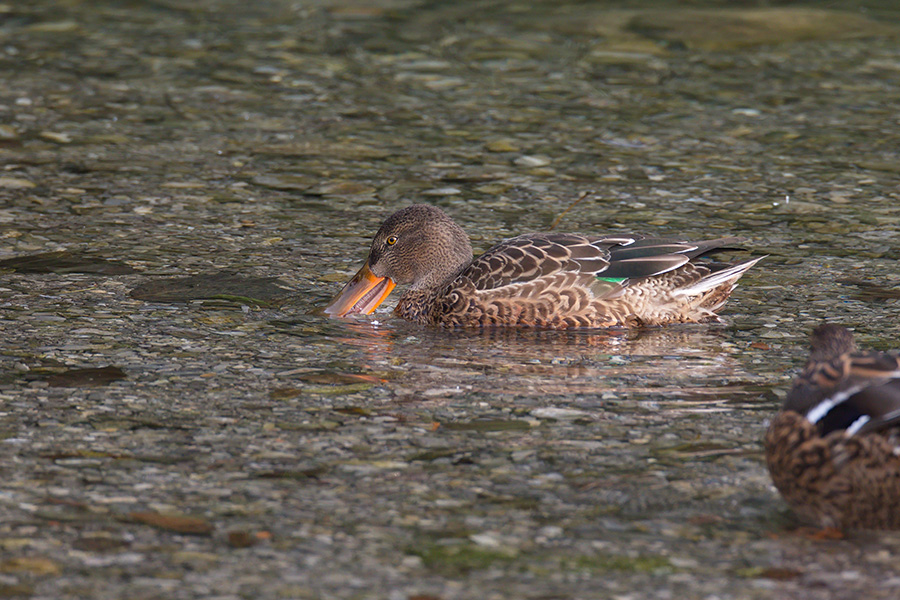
[808,323,856,362]
[324,204,473,317]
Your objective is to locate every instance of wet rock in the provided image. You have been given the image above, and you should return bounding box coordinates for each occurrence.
[269,387,303,400]
[250,174,314,191]
[0,125,19,140]
[473,182,512,195]
[38,131,72,144]
[128,511,214,535]
[628,9,899,51]
[129,271,294,304]
[837,278,900,303]
[252,142,389,160]
[46,365,126,388]
[442,419,531,432]
[421,187,462,196]
[25,20,79,33]
[82,133,130,145]
[531,407,591,421]
[0,556,61,576]
[485,139,519,153]
[304,181,376,196]
[0,583,34,597]
[514,155,551,168]
[295,371,382,385]
[0,250,135,274]
[72,534,130,552]
[302,382,374,395]
[0,177,35,189]
[856,160,900,174]
[226,530,259,548]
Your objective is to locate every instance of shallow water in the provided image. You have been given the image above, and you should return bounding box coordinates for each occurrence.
[3,1,900,598]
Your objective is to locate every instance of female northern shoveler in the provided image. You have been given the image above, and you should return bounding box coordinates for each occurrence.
[765,324,900,529]
[324,204,763,329]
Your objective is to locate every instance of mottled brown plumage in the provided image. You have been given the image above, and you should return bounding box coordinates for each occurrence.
[324,204,763,329]
[765,324,900,529]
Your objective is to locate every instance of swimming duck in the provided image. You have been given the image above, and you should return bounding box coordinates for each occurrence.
[324,204,763,329]
[765,323,900,529]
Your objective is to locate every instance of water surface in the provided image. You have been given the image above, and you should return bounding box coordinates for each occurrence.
[3,1,900,598]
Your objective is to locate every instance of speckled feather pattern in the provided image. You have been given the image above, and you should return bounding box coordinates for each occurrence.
[394,232,756,328]
[765,411,900,529]
[765,324,900,529]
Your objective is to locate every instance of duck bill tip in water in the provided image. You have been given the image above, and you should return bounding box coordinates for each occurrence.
[323,262,396,317]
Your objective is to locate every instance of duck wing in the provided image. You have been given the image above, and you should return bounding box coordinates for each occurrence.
[786,351,900,436]
[461,233,736,293]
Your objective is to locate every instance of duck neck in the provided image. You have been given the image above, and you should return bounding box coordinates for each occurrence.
[397,259,471,325]
[395,290,434,324]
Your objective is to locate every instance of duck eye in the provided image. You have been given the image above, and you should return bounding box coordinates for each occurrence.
[386,235,398,246]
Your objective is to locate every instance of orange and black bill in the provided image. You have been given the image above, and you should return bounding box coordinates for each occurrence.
[323,263,396,317]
